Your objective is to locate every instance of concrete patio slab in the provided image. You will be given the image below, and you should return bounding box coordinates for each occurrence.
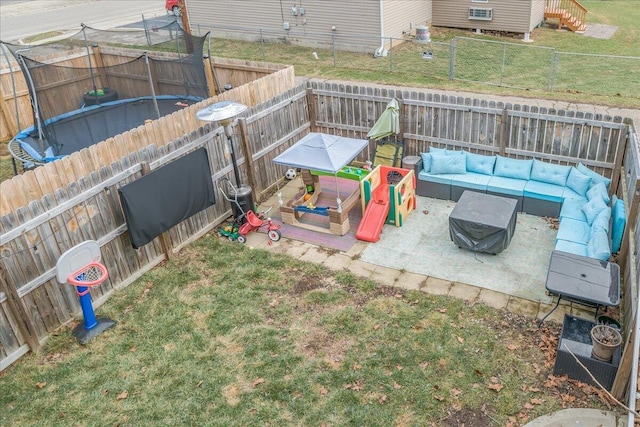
[583,23,618,39]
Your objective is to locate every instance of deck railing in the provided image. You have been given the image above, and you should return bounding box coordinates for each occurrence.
[546,0,587,30]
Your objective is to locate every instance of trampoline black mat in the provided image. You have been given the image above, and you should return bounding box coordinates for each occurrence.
[17,96,200,159]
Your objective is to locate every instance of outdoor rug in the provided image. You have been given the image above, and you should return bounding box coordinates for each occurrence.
[270,176,362,252]
[360,196,556,303]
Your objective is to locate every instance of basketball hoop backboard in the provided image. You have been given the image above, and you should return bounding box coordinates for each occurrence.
[56,240,102,284]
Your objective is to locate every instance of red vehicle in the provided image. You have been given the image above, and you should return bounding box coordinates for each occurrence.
[165,0,181,17]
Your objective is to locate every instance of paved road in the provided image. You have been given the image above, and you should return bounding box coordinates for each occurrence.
[0,0,167,42]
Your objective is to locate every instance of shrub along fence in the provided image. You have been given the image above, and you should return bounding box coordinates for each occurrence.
[1,80,638,406]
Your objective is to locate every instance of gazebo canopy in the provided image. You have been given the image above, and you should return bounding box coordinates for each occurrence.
[273,133,368,173]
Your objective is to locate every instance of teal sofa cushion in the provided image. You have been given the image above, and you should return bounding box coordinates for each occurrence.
[430,153,466,175]
[591,208,611,234]
[611,195,626,253]
[588,228,611,261]
[555,239,588,257]
[494,155,533,180]
[523,180,565,203]
[420,153,432,173]
[559,199,587,221]
[582,196,608,225]
[577,163,611,189]
[418,170,452,185]
[562,186,588,202]
[530,159,571,187]
[566,167,592,196]
[556,218,591,245]
[450,172,492,191]
[466,152,496,175]
[487,176,527,196]
[586,181,610,205]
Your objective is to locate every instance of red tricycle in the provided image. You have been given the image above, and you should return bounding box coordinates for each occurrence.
[236,207,281,244]
[219,179,281,244]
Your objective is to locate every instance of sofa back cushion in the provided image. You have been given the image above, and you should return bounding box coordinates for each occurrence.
[420,153,432,173]
[466,152,496,175]
[493,155,534,180]
[586,181,611,205]
[430,152,467,175]
[582,196,608,225]
[566,167,592,196]
[591,208,611,234]
[611,195,626,253]
[577,163,612,189]
[530,159,571,187]
[588,228,611,261]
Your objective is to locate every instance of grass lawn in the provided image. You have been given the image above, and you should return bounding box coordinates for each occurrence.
[0,236,616,426]
[202,0,640,108]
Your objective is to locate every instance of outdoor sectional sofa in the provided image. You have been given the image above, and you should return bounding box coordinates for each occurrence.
[410,148,626,261]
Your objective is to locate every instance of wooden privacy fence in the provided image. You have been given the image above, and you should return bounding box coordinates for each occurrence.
[0,44,291,143]
[1,81,638,403]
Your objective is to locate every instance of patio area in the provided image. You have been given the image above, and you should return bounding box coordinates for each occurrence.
[252,179,599,324]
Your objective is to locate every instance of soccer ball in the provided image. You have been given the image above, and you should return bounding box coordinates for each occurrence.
[285,168,297,180]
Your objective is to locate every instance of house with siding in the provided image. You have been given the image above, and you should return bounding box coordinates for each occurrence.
[183,1,579,53]
[432,0,546,42]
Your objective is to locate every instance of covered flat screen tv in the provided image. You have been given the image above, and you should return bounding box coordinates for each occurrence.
[118,147,215,249]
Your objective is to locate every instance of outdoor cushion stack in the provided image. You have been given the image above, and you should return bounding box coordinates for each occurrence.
[413,148,627,261]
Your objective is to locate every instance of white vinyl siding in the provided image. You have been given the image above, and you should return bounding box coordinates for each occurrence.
[186,0,382,51]
[433,0,537,33]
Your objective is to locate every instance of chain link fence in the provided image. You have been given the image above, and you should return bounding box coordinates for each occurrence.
[194,24,640,99]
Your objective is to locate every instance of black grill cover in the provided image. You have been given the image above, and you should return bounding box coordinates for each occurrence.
[119,148,215,249]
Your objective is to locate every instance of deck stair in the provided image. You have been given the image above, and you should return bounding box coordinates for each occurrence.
[545,0,587,32]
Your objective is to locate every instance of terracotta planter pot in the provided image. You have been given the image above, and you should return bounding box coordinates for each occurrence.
[591,325,622,362]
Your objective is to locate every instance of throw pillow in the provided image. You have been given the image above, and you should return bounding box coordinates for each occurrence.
[577,163,612,189]
[566,167,592,196]
[587,228,611,261]
[420,153,432,173]
[586,181,610,205]
[466,152,496,175]
[582,196,608,225]
[429,147,447,154]
[430,153,467,175]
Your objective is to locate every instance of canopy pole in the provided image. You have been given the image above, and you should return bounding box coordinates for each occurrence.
[335,174,342,213]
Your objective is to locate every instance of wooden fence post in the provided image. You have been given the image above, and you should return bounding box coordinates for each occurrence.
[499,108,508,156]
[140,162,174,260]
[306,88,317,132]
[0,266,40,351]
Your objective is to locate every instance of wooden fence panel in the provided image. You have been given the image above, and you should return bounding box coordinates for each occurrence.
[1,79,637,379]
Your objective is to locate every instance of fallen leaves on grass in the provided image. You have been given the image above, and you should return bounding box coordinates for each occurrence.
[35,382,46,389]
[252,378,265,388]
[116,391,128,400]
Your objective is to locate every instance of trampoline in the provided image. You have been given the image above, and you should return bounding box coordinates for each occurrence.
[9,95,201,164]
[2,23,213,169]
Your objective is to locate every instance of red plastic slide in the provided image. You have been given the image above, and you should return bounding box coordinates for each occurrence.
[356,184,390,243]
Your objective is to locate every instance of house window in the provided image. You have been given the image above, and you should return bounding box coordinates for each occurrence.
[468,8,493,20]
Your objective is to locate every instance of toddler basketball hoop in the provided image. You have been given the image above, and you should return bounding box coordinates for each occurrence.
[56,241,116,344]
[67,262,109,295]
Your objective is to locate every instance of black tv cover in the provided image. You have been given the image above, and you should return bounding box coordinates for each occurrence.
[118,147,215,249]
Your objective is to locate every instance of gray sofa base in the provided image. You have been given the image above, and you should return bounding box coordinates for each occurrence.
[451,185,485,202]
[487,191,523,212]
[523,197,562,218]
[416,179,450,200]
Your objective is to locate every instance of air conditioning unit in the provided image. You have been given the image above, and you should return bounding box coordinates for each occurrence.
[468,8,493,21]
